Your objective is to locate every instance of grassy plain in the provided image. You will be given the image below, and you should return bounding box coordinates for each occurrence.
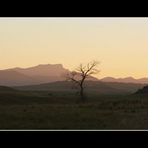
[0,88,148,129]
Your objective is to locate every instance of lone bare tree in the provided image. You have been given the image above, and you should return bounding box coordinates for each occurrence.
[66,61,100,102]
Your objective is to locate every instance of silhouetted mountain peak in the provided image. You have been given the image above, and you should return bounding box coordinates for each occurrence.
[36,64,63,68]
[9,64,69,77]
[2,64,148,86]
[13,64,65,70]
[0,64,69,86]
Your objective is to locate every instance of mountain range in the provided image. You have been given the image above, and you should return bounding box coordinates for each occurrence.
[0,64,98,86]
[101,77,148,84]
[1,64,148,86]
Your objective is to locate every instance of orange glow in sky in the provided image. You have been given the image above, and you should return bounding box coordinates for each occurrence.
[1,17,148,79]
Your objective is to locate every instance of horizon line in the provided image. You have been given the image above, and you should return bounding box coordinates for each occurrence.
[0,63,148,80]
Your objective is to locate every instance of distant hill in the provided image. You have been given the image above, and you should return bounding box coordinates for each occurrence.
[0,86,16,92]
[15,81,145,94]
[15,81,109,91]
[101,77,148,84]
[0,70,36,86]
[11,64,69,77]
[1,64,148,86]
[0,64,98,86]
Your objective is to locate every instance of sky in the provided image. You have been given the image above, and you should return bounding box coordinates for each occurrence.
[0,17,148,79]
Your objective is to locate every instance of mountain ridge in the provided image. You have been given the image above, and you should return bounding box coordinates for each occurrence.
[100,76,148,84]
[1,64,148,86]
[0,64,98,86]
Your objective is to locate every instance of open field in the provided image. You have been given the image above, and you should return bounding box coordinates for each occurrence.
[0,88,148,129]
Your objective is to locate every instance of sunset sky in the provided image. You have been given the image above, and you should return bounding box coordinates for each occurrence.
[0,17,148,79]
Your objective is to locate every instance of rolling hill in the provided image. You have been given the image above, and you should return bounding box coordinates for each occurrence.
[0,86,16,92]
[15,81,146,94]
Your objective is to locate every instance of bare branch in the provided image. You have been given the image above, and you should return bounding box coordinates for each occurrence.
[65,60,100,101]
[65,71,81,86]
[84,61,99,76]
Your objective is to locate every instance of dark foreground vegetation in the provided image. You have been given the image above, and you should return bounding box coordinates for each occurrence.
[0,86,148,129]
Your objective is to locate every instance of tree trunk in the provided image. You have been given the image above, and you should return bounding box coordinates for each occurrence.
[80,86,84,102]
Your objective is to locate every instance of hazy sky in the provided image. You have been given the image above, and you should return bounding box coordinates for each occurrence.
[1,17,148,79]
